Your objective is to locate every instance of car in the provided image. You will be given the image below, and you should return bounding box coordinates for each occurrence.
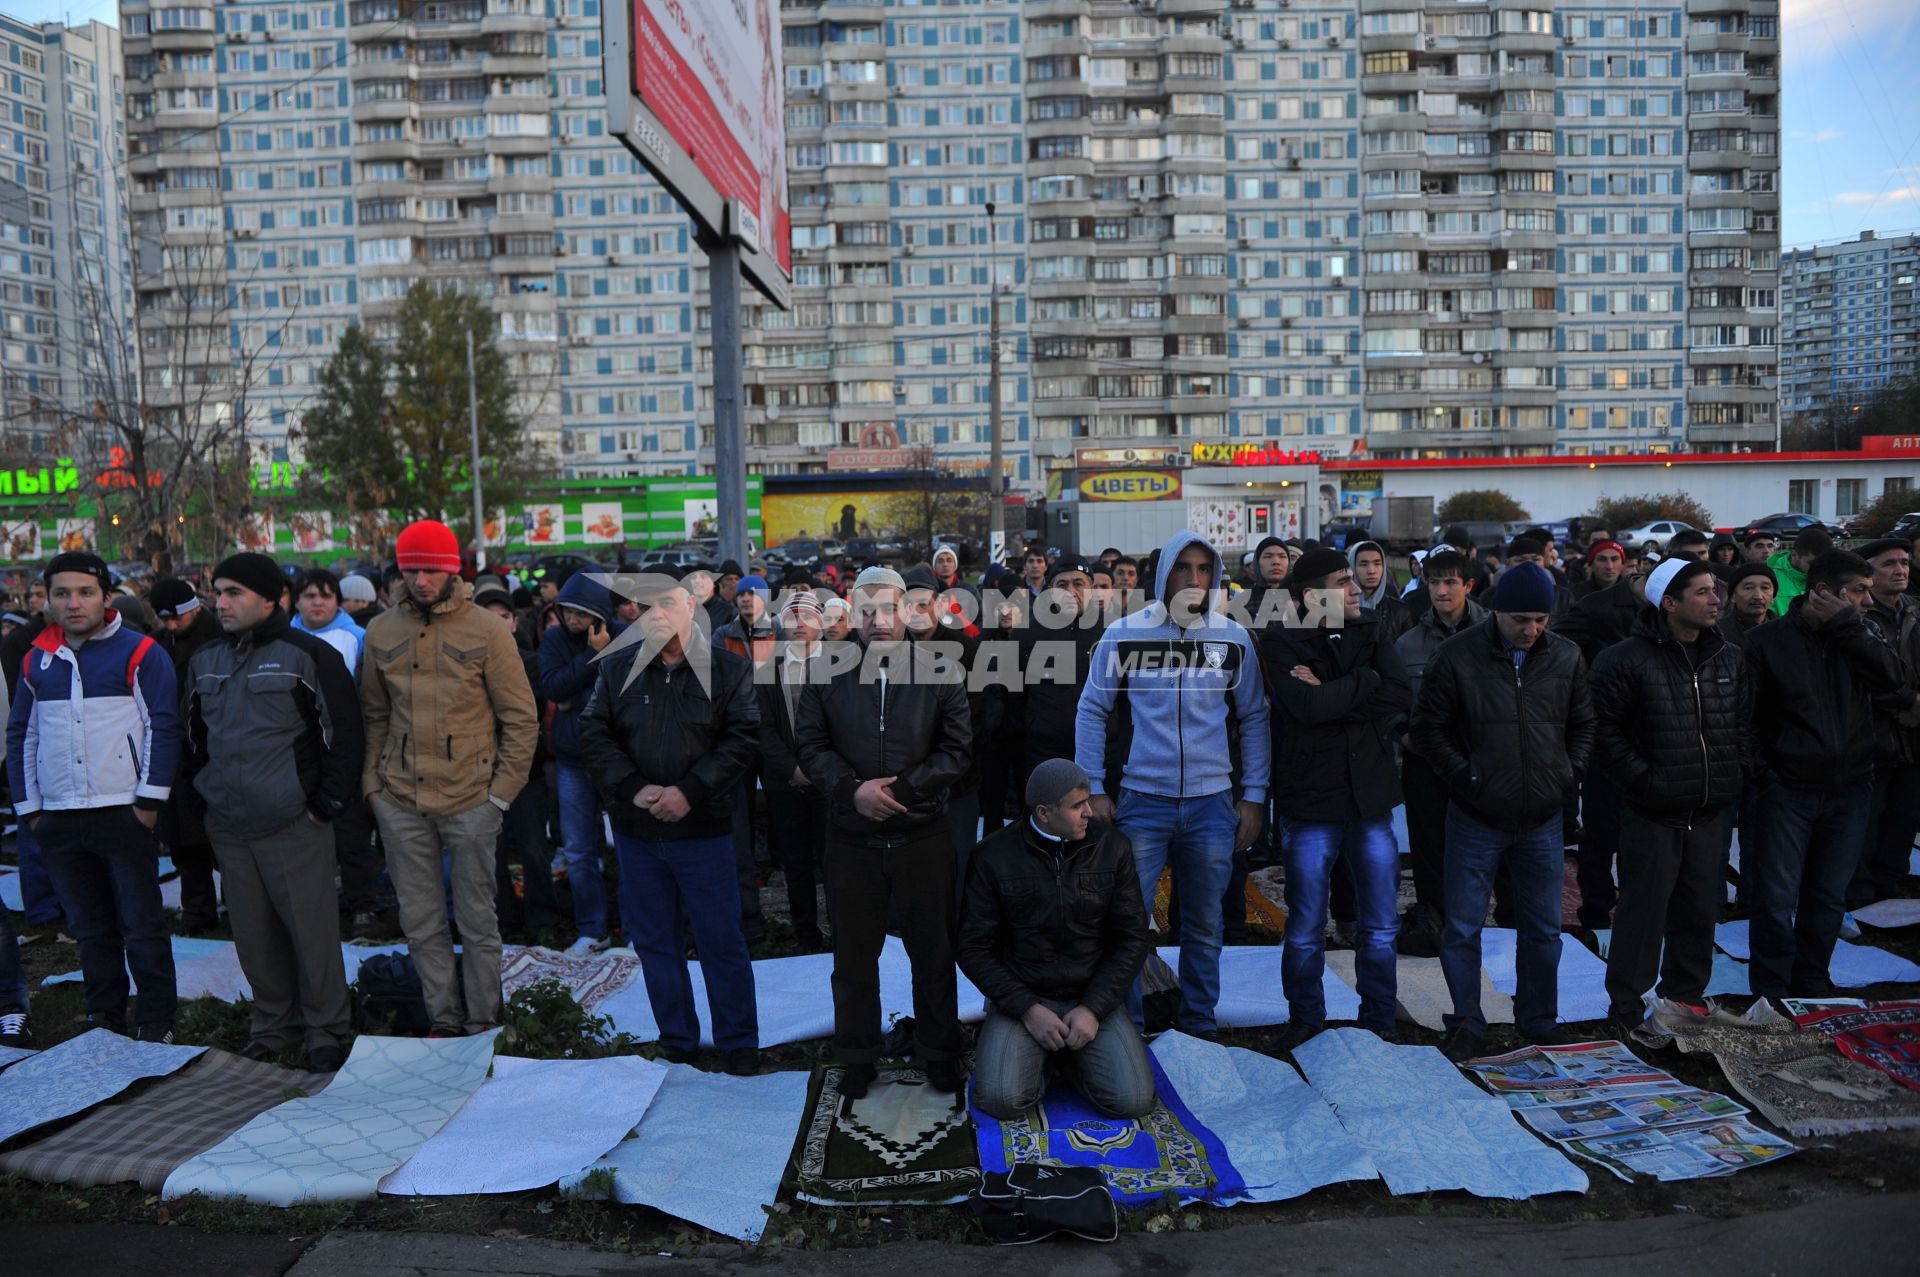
[526,553,608,581]
[1885,512,1920,543]
[766,538,823,568]
[820,538,845,560]
[635,547,705,572]
[842,537,881,562]
[1740,512,1846,539]
[1321,517,1368,550]
[1616,520,1696,553]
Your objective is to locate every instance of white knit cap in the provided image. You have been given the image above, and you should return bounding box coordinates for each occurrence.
[852,565,907,594]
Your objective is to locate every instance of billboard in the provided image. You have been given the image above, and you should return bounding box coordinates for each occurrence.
[607,0,791,307]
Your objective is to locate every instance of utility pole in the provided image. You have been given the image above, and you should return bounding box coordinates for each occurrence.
[466,327,485,572]
[986,201,1005,564]
[707,233,749,567]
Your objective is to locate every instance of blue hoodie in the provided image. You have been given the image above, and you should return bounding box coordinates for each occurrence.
[290,607,365,672]
[538,573,626,766]
[1074,530,1271,803]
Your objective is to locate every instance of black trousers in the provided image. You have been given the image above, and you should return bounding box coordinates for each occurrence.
[171,839,220,926]
[729,767,767,944]
[827,825,961,1063]
[332,796,379,916]
[1603,806,1730,1019]
[1403,750,1450,914]
[1576,776,1621,927]
[767,784,828,943]
[1851,762,1920,908]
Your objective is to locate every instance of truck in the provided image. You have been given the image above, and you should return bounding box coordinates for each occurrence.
[1366,496,1435,551]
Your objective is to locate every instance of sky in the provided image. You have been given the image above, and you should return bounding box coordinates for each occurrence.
[7,0,1916,249]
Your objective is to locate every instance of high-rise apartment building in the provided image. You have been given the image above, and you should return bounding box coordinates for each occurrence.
[0,15,136,459]
[101,0,1781,482]
[1779,229,1920,433]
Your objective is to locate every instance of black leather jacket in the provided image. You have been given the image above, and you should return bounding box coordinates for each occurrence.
[957,819,1148,1021]
[577,638,760,841]
[1744,599,1903,791]
[1590,609,1753,826]
[794,636,972,842]
[1266,614,1411,823]
[1409,618,1595,832]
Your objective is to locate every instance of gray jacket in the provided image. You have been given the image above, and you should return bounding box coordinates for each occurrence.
[183,609,364,832]
[1396,597,1489,702]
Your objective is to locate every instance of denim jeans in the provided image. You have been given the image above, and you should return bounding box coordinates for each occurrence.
[1117,789,1238,1033]
[1284,817,1400,1031]
[14,816,64,925]
[554,763,609,940]
[614,831,759,1053]
[0,901,26,1015]
[1441,807,1563,1038]
[36,806,177,1031]
[1749,784,1871,999]
[972,999,1156,1121]
[495,779,560,938]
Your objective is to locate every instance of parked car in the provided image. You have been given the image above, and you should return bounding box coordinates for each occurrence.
[528,553,608,580]
[1321,517,1367,551]
[1441,521,1509,550]
[766,538,823,568]
[1617,520,1697,553]
[635,547,706,573]
[1740,512,1847,539]
[1885,512,1920,543]
[842,537,881,563]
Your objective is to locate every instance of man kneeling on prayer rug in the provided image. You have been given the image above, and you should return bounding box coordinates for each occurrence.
[958,758,1156,1120]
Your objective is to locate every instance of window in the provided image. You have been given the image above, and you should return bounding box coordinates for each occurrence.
[1787,480,1817,516]
[1836,479,1866,519]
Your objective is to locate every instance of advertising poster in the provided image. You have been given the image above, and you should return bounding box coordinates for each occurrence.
[1340,470,1384,516]
[633,0,790,275]
[483,509,510,548]
[684,497,719,540]
[234,515,272,553]
[56,518,95,554]
[1186,500,1245,550]
[289,511,334,554]
[523,504,564,547]
[0,519,41,563]
[579,502,626,545]
[762,488,989,550]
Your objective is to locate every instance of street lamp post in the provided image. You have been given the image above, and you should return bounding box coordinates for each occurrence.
[986,201,1004,563]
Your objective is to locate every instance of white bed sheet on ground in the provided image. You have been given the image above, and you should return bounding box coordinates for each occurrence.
[380,1054,668,1196]
[1592,930,1751,999]
[1156,943,1360,1029]
[0,870,20,913]
[162,1032,497,1205]
[1715,920,1920,985]
[0,1029,205,1145]
[1294,1027,1588,1199]
[1150,1030,1377,1202]
[1479,930,1612,1022]
[43,939,412,1002]
[1853,898,1920,930]
[560,1063,808,1243]
[599,937,988,1048]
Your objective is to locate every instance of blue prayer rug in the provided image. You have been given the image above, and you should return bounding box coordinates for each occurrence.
[970,1054,1245,1207]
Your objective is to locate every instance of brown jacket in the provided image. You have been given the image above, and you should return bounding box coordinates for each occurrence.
[359,579,538,817]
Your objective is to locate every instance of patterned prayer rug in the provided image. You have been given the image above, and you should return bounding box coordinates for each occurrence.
[1791,1001,1920,1093]
[781,1062,980,1206]
[1707,1029,1920,1137]
[970,1053,1244,1207]
[1153,869,1287,936]
[499,947,641,1015]
[0,1049,333,1190]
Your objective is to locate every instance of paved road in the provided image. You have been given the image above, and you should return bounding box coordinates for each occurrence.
[4,1191,1911,1276]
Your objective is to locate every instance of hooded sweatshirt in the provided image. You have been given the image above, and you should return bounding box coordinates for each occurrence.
[1766,548,1807,617]
[1074,529,1272,803]
[537,572,626,766]
[290,606,365,672]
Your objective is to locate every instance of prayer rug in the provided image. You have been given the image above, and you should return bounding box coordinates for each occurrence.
[498,947,641,1016]
[0,1049,332,1190]
[971,1050,1242,1207]
[1152,868,1287,935]
[162,1031,497,1205]
[1791,1001,1920,1093]
[1710,1030,1920,1137]
[1147,1031,1375,1202]
[0,1029,206,1147]
[785,1061,979,1206]
[562,1063,809,1243]
[380,1054,667,1196]
[1293,1028,1588,1198]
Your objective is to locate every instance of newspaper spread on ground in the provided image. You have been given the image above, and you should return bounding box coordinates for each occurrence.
[1463,1040,1797,1182]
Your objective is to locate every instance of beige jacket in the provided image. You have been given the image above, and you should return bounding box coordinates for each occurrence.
[360,579,538,817]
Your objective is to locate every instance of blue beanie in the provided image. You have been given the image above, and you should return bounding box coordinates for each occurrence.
[738,574,771,599]
[1484,561,1556,615]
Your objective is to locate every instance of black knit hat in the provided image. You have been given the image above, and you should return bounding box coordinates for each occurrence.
[149,578,201,619]
[211,552,285,603]
[1727,561,1777,591]
[1290,547,1351,592]
[43,551,111,592]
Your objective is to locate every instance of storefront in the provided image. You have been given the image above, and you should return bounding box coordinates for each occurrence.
[1060,442,1324,556]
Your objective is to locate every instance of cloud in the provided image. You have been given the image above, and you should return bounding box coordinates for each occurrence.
[1783,0,1920,64]
[1831,187,1920,208]
[1791,129,1845,144]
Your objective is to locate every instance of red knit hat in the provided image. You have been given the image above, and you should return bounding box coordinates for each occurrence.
[1585,539,1627,564]
[395,519,462,572]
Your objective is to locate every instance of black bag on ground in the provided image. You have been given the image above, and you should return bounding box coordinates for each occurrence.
[352,953,432,1036]
[969,1164,1118,1245]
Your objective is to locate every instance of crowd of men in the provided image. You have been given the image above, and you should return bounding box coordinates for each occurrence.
[1,513,1914,1120]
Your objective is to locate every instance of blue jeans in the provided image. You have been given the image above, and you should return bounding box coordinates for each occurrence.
[1749,784,1870,999]
[1118,789,1238,1033]
[555,764,608,940]
[1284,817,1400,1031]
[1441,807,1563,1038]
[614,831,759,1053]
[0,902,25,1014]
[35,806,177,1031]
[15,817,64,925]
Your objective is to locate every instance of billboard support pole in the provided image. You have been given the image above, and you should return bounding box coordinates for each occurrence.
[707,233,749,567]
[986,202,1005,564]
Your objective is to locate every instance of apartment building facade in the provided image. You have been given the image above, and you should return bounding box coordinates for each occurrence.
[1779,229,1920,433]
[0,15,137,461]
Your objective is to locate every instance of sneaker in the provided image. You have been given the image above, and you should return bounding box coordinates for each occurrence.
[133,1023,175,1045]
[1440,1027,1485,1063]
[308,1043,346,1073]
[1839,912,1862,941]
[1274,1020,1323,1057]
[0,1012,31,1049]
[84,1011,127,1036]
[924,1058,966,1094]
[839,1061,877,1099]
[563,934,612,959]
[724,1047,761,1077]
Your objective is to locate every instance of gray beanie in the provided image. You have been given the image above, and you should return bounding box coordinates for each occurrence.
[1025,758,1090,809]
